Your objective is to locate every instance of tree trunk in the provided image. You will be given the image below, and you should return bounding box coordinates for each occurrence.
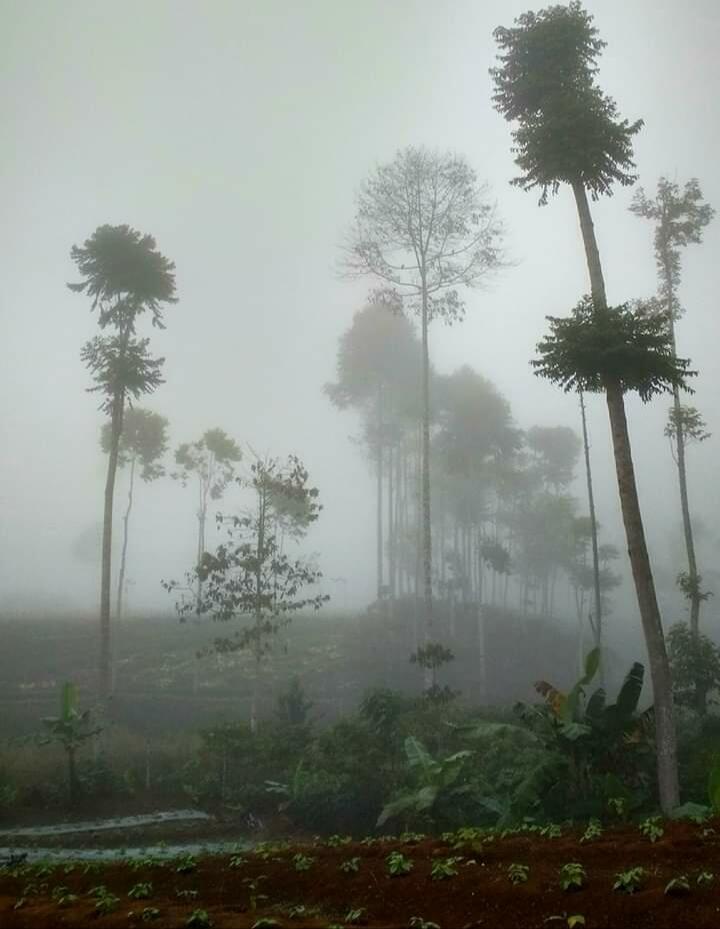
[116,454,136,621]
[388,441,395,605]
[420,276,433,638]
[579,390,603,661]
[376,384,384,602]
[605,380,679,812]
[100,389,125,703]
[571,178,679,813]
[663,270,701,638]
[67,747,78,808]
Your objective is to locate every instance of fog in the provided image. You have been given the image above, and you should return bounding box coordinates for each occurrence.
[2,0,719,658]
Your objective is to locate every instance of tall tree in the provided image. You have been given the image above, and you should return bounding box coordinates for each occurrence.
[174,429,242,613]
[100,407,169,618]
[630,178,714,638]
[70,225,176,702]
[342,146,506,645]
[325,302,422,601]
[491,2,682,811]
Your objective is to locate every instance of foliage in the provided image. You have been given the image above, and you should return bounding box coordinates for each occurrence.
[38,683,102,806]
[638,816,664,843]
[430,856,462,880]
[668,624,720,710]
[664,875,690,896]
[101,407,169,480]
[386,851,413,876]
[167,455,328,651]
[275,677,314,726]
[558,862,586,891]
[343,146,505,323]
[377,737,473,827]
[612,867,645,894]
[490,2,643,203]
[508,862,529,884]
[532,296,695,401]
[512,649,654,816]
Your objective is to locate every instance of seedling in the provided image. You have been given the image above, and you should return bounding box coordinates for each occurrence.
[292,852,315,871]
[128,882,153,900]
[130,856,162,871]
[175,853,198,874]
[345,907,367,924]
[408,919,441,929]
[697,870,715,886]
[665,875,690,896]
[339,856,361,874]
[326,834,353,847]
[639,816,664,843]
[138,908,161,922]
[607,796,627,820]
[186,910,213,928]
[229,855,247,869]
[540,823,562,839]
[580,819,602,843]
[558,863,586,891]
[387,851,413,876]
[431,857,462,880]
[52,885,79,907]
[176,889,199,900]
[613,867,645,894]
[400,831,426,844]
[242,875,268,911]
[94,889,121,915]
[251,920,281,929]
[508,863,530,884]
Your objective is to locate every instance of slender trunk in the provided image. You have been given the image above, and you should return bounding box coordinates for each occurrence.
[579,390,603,659]
[252,486,266,735]
[388,442,395,604]
[663,269,701,638]
[376,385,384,602]
[116,454,136,621]
[571,178,679,812]
[100,388,125,703]
[420,273,433,639]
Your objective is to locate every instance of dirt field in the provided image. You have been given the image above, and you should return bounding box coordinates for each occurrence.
[3,819,720,928]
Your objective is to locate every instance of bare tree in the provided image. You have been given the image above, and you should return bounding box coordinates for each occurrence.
[341,146,506,647]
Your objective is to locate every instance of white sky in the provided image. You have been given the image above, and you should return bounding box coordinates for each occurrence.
[2,0,719,638]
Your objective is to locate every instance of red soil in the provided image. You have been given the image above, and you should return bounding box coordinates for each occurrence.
[3,819,720,928]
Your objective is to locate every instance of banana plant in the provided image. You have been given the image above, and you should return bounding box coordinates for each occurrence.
[376,737,474,827]
[39,682,102,806]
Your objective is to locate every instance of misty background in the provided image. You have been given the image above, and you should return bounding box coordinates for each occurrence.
[2,0,719,660]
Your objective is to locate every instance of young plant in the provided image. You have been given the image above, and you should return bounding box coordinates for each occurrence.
[292,852,315,872]
[339,857,361,874]
[345,907,367,924]
[175,853,198,874]
[176,889,199,901]
[326,834,353,847]
[39,682,102,807]
[386,851,413,876]
[508,863,530,885]
[665,875,690,896]
[639,816,664,843]
[186,910,213,929]
[580,819,603,843]
[52,885,79,907]
[697,870,715,886]
[431,857,462,880]
[613,867,646,894]
[94,888,121,915]
[540,823,562,839]
[242,875,268,911]
[408,919,441,929]
[128,881,153,900]
[558,863,586,891]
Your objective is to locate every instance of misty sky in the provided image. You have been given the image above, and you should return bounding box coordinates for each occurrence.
[2,0,719,638]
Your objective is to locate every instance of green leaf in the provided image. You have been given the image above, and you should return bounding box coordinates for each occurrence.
[615,663,644,718]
